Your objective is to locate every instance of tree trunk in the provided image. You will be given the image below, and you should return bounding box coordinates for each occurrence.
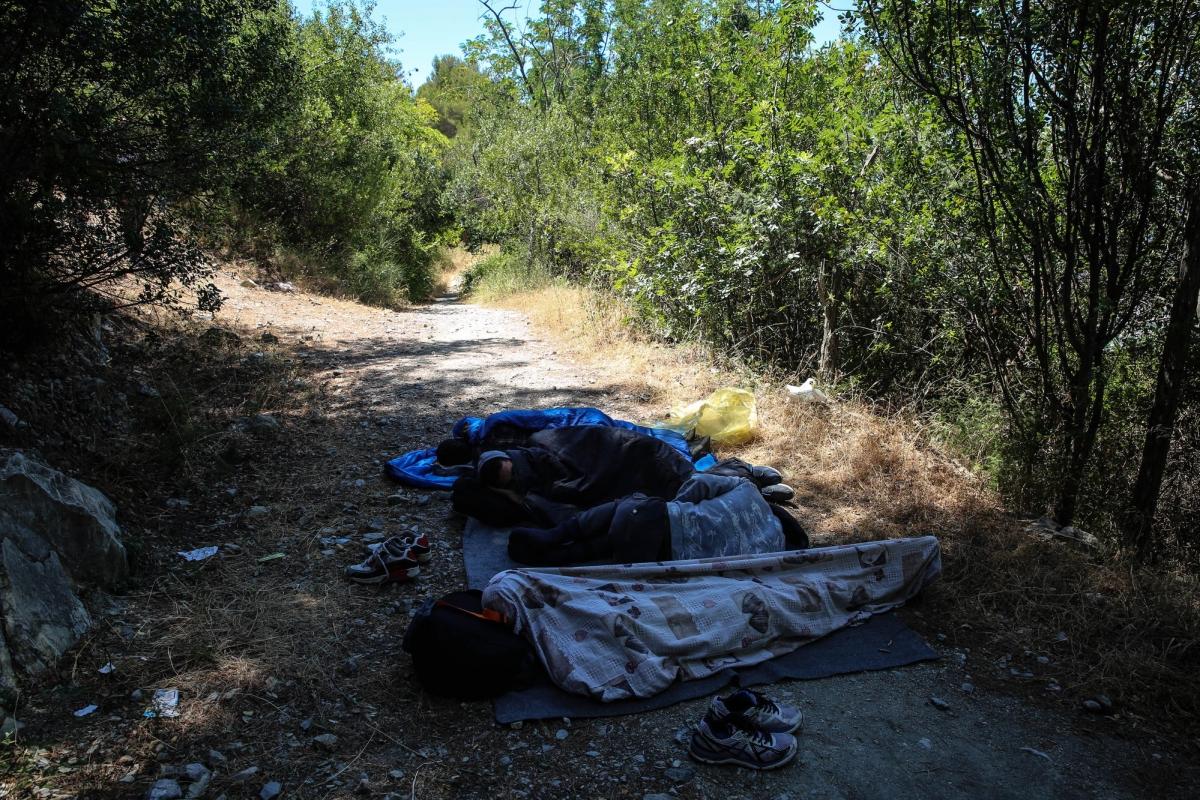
[1124,185,1200,560]
[818,258,839,380]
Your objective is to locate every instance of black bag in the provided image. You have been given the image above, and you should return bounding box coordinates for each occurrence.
[402,589,534,699]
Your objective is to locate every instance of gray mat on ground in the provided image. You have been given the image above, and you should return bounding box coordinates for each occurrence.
[462,518,938,723]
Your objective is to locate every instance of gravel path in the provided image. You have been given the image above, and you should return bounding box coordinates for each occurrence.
[26,272,1163,799]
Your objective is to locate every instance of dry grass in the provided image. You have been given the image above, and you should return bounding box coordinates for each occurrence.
[482,281,1200,748]
[430,245,491,297]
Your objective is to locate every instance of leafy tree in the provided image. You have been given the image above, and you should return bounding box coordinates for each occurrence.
[419,55,493,139]
[232,1,451,303]
[0,0,299,324]
[860,0,1200,531]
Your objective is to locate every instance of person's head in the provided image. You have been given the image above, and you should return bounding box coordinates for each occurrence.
[477,450,513,487]
[436,438,473,466]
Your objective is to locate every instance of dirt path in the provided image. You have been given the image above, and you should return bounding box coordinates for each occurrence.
[29,272,1159,799]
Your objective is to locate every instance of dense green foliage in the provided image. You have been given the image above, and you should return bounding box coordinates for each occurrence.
[229,2,452,304]
[0,0,298,319]
[0,1,453,317]
[433,0,1200,559]
[3,0,1197,559]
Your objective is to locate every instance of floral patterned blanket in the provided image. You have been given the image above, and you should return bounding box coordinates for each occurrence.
[482,536,941,701]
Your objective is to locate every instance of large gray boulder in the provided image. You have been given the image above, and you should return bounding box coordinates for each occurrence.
[0,450,127,587]
[0,450,128,703]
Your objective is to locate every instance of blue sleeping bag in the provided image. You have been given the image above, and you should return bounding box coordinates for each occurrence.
[386,407,711,490]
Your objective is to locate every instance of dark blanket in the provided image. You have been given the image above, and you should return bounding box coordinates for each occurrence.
[516,426,695,507]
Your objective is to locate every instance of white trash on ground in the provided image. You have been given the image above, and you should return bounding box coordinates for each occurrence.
[177,546,219,561]
[151,688,180,718]
[785,377,830,404]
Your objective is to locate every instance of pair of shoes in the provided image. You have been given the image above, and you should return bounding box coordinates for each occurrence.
[344,533,430,585]
[369,533,431,563]
[688,690,802,770]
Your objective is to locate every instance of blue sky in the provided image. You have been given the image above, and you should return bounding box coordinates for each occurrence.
[295,1,850,84]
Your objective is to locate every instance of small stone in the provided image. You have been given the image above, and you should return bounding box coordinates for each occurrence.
[643,794,673,800]
[387,494,405,506]
[248,414,281,434]
[413,495,430,507]
[0,405,23,429]
[960,682,975,694]
[313,733,339,751]
[354,479,366,490]
[585,751,601,758]
[929,696,950,710]
[1,715,24,737]
[499,756,511,767]
[229,766,260,783]
[664,766,694,783]
[120,772,137,783]
[554,729,568,740]
[1095,694,1114,712]
[1082,699,1103,713]
[147,779,182,800]
[241,278,259,289]
[362,532,385,545]
[259,781,282,800]
[299,718,313,732]
[207,750,226,766]
[918,737,933,750]
[388,769,405,780]
[184,763,210,782]
[341,657,359,676]
[246,505,270,518]
[139,384,161,398]
[260,332,279,343]
[1036,655,1050,665]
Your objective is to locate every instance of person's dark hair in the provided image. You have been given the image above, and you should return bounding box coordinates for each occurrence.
[479,456,509,487]
[436,438,473,466]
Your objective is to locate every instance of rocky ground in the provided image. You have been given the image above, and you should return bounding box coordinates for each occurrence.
[0,270,1187,799]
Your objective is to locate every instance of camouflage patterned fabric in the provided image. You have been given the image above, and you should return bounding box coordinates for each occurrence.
[482,536,941,702]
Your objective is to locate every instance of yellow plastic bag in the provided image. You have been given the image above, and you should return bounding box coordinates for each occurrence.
[666,387,758,445]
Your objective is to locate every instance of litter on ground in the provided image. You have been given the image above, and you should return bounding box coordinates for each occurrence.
[177,546,219,561]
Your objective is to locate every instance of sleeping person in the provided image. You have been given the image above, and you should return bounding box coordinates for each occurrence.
[450,425,696,526]
[506,472,808,566]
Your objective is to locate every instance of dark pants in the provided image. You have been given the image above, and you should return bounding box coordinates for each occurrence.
[508,495,670,567]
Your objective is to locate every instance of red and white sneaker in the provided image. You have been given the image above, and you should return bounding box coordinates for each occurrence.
[367,533,431,564]
[344,545,420,585]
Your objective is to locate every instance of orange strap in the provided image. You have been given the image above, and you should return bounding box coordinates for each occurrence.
[436,600,507,625]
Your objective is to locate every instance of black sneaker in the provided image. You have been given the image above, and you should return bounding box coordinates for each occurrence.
[688,713,798,770]
[760,483,796,503]
[747,465,784,487]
